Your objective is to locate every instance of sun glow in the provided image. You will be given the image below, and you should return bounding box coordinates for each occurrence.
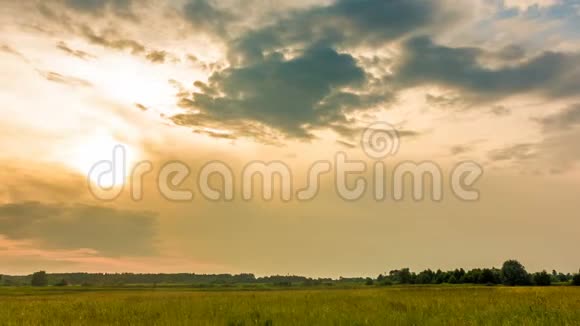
[64,132,138,187]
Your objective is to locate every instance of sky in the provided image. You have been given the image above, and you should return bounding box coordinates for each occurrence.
[0,0,579,277]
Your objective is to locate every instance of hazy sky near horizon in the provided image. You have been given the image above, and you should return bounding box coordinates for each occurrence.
[1,0,580,277]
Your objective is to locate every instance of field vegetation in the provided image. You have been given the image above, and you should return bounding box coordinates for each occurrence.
[0,286,580,325]
[1,260,579,325]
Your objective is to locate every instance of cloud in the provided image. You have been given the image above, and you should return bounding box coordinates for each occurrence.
[231,0,457,64]
[80,25,145,54]
[145,50,170,64]
[535,104,580,132]
[488,143,537,162]
[489,105,511,116]
[0,44,29,63]
[1,44,21,56]
[76,25,181,64]
[56,41,94,60]
[171,112,286,145]
[425,93,464,109]
[37,70,93,87]
[503,0,559,10]
[336,140,356,149]
[487,103,580,173]
[0,202,158,257]
[450,145,472,156]
[65,0,132,15]
[170,0,580,142]
[1,44,92,88]
[535,128,580,172]
[135,103,149,111]
[174,46,368,140]
[396,36,580,101]
[0,236,225,274]
[318,0,445,44]
[183,0,236,38]
[0,162,88,204]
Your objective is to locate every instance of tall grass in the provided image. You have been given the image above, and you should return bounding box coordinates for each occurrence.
[0,286,579,325]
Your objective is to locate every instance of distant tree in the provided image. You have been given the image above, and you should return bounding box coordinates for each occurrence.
[453,269,466,282]
[416,269,435,284]
[478,268,500,284]
[377,274,385,282]
[501,260,530,286]
[31,271,48,287]
[447,275,458,284]
[55,279,69,287]
[379,279,393,286]
[532,271,551,286]
[560,273,572,283]
[365,278,374,286]
[434,270,448,284]
[390,268,413,284]
[572,272,580,286]
[462,269,481,284]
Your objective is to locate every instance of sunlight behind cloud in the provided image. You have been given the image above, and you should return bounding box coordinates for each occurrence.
[63,132,138,188]
[89,55,180,113]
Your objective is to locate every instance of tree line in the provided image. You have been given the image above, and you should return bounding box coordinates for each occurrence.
[1,260,579,287]
[374,260,579,286]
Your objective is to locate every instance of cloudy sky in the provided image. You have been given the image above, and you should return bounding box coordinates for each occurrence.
[1,0,579,276]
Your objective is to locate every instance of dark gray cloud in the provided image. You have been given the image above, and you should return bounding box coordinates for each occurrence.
[65,0,132,15]
[330,122,421,143]
[172,111,286,145]
[183,0,235,38]
[175,46,368,140]
[232,0,451,64]
[536,104,580,132]
[168,1,466,141]
[177,0,578,140]
[396,36,580,100]
[318,0,450,45]
[493,44,527,62]
[425,93,464,109]
[33,0,580,145]
[0,202,157,256]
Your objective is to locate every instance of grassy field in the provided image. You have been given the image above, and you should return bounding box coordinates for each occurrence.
[0,286,579,325]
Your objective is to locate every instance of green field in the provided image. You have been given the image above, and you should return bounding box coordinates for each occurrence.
[0,286,579,325]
